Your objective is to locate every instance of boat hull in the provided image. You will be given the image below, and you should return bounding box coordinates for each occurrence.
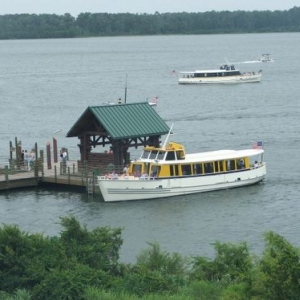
[178,74,262,84]
[98,164,266,202]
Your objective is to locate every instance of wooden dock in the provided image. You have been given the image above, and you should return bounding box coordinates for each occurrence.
[0,160,100,195]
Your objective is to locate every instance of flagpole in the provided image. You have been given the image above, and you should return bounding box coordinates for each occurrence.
[124,74,127,104]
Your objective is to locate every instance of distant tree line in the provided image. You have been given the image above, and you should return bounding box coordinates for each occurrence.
[1,215,300,299]
[0,6,300,39]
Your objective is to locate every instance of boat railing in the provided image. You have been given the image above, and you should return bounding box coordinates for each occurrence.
[98,174,158,181]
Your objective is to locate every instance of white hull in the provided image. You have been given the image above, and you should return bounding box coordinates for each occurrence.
[178,73,262,84]
[98,164,266,202]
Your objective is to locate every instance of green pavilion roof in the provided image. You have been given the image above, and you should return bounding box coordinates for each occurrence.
[67,102,170,139]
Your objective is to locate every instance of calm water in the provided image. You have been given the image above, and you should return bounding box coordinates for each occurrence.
[1,33,300,263]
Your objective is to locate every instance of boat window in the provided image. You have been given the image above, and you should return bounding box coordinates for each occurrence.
[176,150,185,160]
[141,150,150,159]
[214,161,219,172]
[166,151,175,161]
[132,164,142,176]
[174,165,180,176]
[181,164,192,175]
[219,161,224,172]
[207,72,218,77]
[150,165,160,177]
[193,163,203,174]
[149,151,158,159]
[157,151,165,160]
[237,158,245,169]
[169,164,180,176]
[226,160,236,171]
[204,162,213,173]
[170,165,174,176]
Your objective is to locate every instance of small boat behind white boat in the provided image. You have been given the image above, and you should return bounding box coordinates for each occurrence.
[97,133,266,202]
[178,64,262,84]
[259,53,273,62]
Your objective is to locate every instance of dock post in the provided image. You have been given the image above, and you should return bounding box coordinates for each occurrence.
[46,142,52,170]
[9,141,13,160]
[68,167,70,184]
[16,140,22,170]
[4,166,9,181]
[33,143,38,177]
[53,138,58,163]
[40,150,44,177]
[54,165,57,182]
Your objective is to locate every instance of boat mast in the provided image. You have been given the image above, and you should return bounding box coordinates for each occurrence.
[162,123,174,148]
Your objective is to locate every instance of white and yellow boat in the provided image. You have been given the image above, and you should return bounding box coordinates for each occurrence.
[97,137,266,202]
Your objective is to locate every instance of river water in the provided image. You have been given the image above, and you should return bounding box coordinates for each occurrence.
[0,33,300,263]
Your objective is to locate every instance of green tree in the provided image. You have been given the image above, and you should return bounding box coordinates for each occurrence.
[190,241,252,283]
[59,215,123,274]
[120,242,188,297]
[252,231,300,299]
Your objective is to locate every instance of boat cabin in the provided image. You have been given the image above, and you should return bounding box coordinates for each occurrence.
[180,64,242,79]
[128,142,262,179]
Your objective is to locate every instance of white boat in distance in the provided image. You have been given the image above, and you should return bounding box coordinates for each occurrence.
[178,64,262,84]
[97,132,266,202]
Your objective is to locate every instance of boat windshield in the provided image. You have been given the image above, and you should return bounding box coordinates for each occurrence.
[157,151,165,160]
[149,151,158,159]
[141,150,151,159]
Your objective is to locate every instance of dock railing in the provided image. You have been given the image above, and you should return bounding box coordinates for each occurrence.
[0,151,127,195]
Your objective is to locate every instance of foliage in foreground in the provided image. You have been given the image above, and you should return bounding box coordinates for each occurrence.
[1,216,300,299]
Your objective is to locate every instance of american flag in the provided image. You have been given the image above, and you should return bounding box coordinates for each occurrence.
[252,141,263,149]
[151,96,158,104]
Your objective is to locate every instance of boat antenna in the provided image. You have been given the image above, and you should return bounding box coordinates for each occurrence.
[124,74,128,104]
[162,123,174,148]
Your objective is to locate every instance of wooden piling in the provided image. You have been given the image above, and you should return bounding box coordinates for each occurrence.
[53,138,58,163]
[46,142,52,169]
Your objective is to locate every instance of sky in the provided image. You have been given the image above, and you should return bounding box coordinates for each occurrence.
[1,0,299,16]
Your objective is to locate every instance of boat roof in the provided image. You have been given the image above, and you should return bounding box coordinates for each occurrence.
[137,148,264,164]
[179,66,240,74]
[179,69,235,74]
[184,149,264,163]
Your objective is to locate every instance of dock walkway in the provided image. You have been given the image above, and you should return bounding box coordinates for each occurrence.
[0,160,100,195]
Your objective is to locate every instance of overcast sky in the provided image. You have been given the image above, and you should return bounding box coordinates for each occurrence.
[1,0,299,16]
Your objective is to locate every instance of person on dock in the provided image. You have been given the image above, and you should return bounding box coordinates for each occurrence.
[24,150,29,170]
[61,148,68,173]
[123,164,129,175]
[21,150,25,168]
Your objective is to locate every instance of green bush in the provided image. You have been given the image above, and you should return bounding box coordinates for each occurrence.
[252,232,300,299]
[190,241,252,283]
